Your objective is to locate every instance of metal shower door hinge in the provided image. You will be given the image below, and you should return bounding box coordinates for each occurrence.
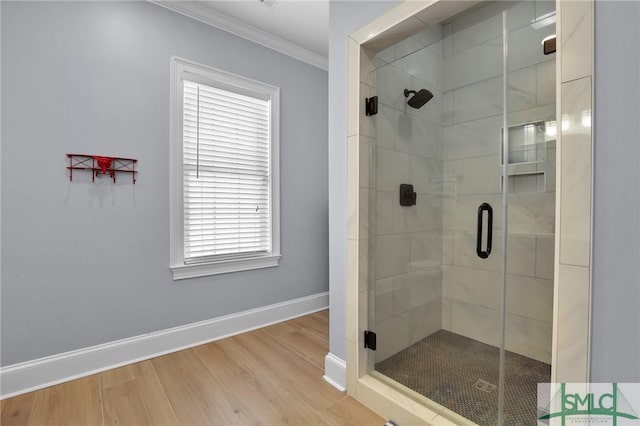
[365,96,378,116]
[543,35,556,55]
[364,330,377,350]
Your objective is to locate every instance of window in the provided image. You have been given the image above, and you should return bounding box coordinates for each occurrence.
[170,57,280,279]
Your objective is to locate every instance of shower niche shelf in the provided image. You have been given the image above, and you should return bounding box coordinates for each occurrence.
[501,120,556,166]
[499,120,556,193]
[501,171,546,193]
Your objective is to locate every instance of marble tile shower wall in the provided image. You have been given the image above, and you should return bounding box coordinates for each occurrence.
[371,26,445,362]
[440,0,557,364]
[369,0,557,364]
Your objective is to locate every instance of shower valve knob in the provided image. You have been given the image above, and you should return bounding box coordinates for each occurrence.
[399,184,417,206]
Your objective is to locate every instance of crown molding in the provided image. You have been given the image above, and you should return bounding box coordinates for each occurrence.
[149,1,328,71]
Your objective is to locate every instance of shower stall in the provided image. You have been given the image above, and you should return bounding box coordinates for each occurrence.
[344,1,576,424]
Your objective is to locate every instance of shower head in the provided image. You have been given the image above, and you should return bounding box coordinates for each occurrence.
[404,88,434,109]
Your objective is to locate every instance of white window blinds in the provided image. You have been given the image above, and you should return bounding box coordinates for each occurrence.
[182,79,271,262]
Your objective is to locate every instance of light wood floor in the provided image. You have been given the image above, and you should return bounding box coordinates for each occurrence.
[1,310,384,426]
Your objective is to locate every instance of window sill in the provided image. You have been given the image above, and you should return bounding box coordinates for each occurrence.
[171,254,281,280]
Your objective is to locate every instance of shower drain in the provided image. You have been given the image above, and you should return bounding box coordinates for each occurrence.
[473,378,497,393]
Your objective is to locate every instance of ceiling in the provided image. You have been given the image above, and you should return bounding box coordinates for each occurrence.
[152,1,329,69]
[197,1,328,57]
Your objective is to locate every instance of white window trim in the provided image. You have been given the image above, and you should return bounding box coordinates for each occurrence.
[170,56,281,280]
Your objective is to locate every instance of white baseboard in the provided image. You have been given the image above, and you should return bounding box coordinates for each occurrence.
[0,291,328,399]
[323,352,346,392]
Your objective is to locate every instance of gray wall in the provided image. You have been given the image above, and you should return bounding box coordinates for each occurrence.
[328,0,399,361]
[0,1,328,366]
[328,0,640,380]
[591,0,640,382]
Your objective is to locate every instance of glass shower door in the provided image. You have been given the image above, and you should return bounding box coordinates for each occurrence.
[502,3,557,424]
[364,2,558,423]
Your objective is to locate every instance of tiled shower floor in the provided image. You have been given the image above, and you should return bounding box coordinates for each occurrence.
[375,330,550,426]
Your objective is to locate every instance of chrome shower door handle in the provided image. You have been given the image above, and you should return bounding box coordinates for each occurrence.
[476,203,493,259]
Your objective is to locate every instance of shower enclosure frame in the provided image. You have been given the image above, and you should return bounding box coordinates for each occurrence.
[344,0,595,423]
